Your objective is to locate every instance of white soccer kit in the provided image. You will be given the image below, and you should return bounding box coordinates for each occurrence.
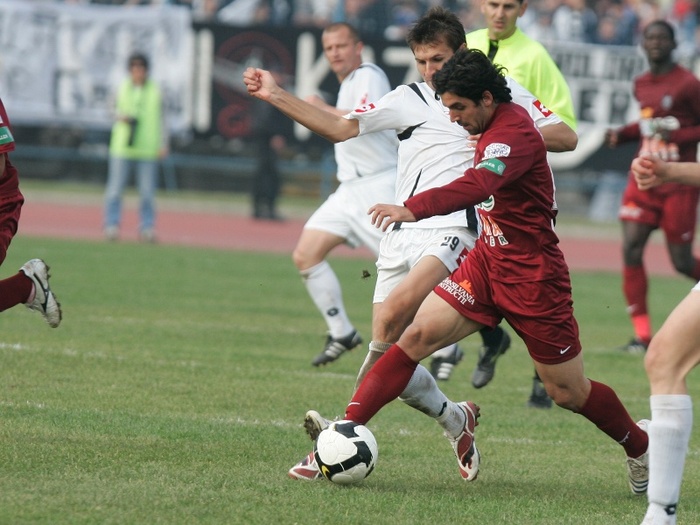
[304,63,398,253]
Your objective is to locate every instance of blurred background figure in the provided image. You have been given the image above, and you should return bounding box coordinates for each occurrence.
[104,52,168,243]
[604,20,700,354]
[250,95,286,221]
[551,0,599,43]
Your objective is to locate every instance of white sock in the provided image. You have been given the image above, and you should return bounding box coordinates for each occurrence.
[300,261,353,338]
[399,365,464,437]
[353,341,392,392]
[642,502,677,525]
[647,394,693,515]
[431,343,458,359]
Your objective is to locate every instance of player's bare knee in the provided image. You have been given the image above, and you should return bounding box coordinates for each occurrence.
[546,385,581,411]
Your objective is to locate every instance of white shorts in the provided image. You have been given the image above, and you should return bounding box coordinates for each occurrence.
[304,172,395,256]
[373,226,477,303]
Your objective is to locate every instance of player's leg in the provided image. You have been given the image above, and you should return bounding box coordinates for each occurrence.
[535,354,650,494]
[503,276,649,493]
[470,324,511,387]
[104,156,130,240]
[0,188,61,326]
[642,285,700,524]
[345,290,483,475]
[136,159,158,242]
[621,219,655,352]
[294,228,358,365]
[294,187,367,365]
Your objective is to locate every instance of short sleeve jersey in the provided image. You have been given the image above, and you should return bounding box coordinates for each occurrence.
[346,77,562,231]
[466,28,577,130]
[405,102,566,283]
[334,63,398,182]
[0,100,16,155]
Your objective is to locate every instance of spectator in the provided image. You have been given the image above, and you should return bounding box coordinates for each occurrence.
[292,0,337,28]
[343,0,391,37]
[551,0,599,43]
[250,96,286,221]
[104,52,168,243]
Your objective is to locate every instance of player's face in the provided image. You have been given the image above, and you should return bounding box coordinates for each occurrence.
[413,41,455,89]
[441,91,494,136]
[322,27,363,82]
[481,0,527,40]
[642,24,676,65]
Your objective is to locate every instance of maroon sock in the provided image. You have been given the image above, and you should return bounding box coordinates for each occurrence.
[344,344,418,425]
[623,265,647,317]
[578,380,648,458]
[0,272,33,312]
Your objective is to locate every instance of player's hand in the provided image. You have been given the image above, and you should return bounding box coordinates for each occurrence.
[368,204,417,232]
[467,133,481,148]
[242,67,278,101]
[631,154,665,190]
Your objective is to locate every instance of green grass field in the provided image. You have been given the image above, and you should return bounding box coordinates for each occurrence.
[0,235,697,524]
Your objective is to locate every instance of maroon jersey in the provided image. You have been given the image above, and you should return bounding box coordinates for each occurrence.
[405,102,566,283]
[617,65,700,193]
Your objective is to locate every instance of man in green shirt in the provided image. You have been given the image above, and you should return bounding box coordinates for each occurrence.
[466,0,576,130]
[105,52,168,243]
[466,0,577,408]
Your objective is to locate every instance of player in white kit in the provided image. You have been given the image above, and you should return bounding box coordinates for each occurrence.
[292,23,398,367]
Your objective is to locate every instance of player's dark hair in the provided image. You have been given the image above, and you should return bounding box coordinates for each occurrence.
[643,20,675,41]
[128,52,149,71]
[406,6,465,53]
[323,22,362,44]
[433,48,512,104]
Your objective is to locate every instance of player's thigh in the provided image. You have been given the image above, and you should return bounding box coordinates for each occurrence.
[293,227,347,268]
[646,285,700,393]
[399,291,480,361]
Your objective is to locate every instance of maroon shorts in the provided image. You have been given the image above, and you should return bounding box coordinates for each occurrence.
[619,180,700,244]
[434,253,581,365]
[0,161,24,264]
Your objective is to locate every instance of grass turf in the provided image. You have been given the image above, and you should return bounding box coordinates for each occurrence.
[0,235,697,524]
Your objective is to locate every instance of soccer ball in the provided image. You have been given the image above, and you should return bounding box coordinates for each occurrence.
[314,420,378,485]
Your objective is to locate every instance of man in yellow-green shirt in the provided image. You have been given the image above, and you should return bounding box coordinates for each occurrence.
[466,0,577,408]
[466,0,576,130]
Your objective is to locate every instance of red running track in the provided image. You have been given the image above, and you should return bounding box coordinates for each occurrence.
[18,196,679,277]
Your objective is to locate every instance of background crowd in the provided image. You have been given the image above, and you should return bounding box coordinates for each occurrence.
[29,0,700,55]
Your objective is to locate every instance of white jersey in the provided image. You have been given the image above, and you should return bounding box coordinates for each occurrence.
[348,77,562,230]
[334,63,398,183]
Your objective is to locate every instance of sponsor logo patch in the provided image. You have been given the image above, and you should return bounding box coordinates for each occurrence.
[438,278,475,306]
[483,142,511,159]
[0,126,13,145]
[534,99,552,117]
[476,158,506,175]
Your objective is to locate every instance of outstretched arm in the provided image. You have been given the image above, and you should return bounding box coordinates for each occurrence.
[632,154,700,189]
[243,67,359,144]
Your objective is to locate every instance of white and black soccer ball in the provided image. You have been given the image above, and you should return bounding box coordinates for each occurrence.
[313,420,378,485]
